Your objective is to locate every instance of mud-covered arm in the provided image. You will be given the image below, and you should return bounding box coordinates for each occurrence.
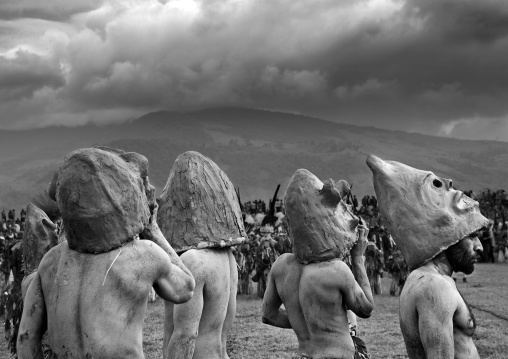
[143,205,195,301]
[342,225,374,318]
[166,258,204,359]
[21,272,37,301]
[17,273,46,359]
[149,245,194,303]
[417,285,455,359]
[261,263,291,328]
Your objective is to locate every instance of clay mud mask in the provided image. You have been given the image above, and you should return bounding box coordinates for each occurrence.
[284,169,359,264]
[158,151,246,253]
[366,154,488,269]
[23,203,59,275]
[50,146,151,253]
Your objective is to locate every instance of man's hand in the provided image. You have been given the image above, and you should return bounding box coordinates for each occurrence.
[351,224,369,257]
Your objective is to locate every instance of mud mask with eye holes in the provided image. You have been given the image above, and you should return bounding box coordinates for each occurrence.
[366,154,488,270]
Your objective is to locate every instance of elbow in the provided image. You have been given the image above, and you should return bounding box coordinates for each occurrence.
[261,311,277,326]
[261,316,272,326]
[187,276,196,293]
[357,304,374,319]
[17,331,38,358]
[176,276,196,303]
[173,289,194,304]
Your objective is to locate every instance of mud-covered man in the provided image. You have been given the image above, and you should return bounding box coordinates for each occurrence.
[17,146,195,359]
[262,169,374,359]
[367,154,488,359]
[159,151,247,359]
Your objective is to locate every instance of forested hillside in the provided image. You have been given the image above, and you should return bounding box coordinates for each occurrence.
[1,108,507,209]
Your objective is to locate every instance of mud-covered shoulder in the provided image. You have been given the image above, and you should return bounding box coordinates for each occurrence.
[404,267,456,306]
[274,252,296,265]
[37,241,67,273]
[135,238,167,256]
[132,239,173,271]
[312,257,351,275]
[272,253,298,270]
[179,248,205,271]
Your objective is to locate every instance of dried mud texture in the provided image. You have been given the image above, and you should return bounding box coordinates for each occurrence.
[22,203,59,275]
[366,154,489,270]
[49,146,151,253]
[284,169,359,264]
[158,151,246,253]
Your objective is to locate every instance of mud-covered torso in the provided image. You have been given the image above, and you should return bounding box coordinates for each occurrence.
[272,254,355,359]
[39,240,158,359]
[453,291,479,359]
[164,248,237,359]
[400,267,479,359]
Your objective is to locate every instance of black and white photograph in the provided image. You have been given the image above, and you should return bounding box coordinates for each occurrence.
[1,0,507,358]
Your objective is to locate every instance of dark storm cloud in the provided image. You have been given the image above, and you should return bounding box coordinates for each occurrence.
[407,0,508,44]
[0,0,104,22]
[0,0,506,140]
[0,51,65,101]
[287,0,508,138]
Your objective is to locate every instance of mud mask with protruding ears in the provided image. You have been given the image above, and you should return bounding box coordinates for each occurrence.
[284,169,359,265]
[366,154,488,270]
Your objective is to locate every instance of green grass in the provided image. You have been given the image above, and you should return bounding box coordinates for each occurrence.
[2,262,508,358]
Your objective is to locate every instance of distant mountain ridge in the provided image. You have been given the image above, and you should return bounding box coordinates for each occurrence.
[1,107,507,210]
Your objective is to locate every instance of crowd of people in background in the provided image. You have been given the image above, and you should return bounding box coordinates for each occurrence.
[1,188,507,345]
[236,193,410,298]
[0,209,26,351]
[232,188,508,298]
[465,189,508,264]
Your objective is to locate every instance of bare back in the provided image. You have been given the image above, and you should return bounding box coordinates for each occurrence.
[164,248,237,359]
[400,263,480,359]
[270,254,355,359]
[38,240,165,359]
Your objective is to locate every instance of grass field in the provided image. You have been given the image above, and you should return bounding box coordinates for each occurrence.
[2,262,507,358]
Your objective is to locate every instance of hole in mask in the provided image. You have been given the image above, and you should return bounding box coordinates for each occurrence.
[432,179,443,188]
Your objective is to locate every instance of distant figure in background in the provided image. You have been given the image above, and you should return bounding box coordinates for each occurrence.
[352,195,358,211]
[4,197,63,357]
[386,247,409,296]
[236,241,254,295]
[365,238,383,295]
[381,227,393,264]
[496,224,508,262]
[479,222,495,263]
[253,225,279,298]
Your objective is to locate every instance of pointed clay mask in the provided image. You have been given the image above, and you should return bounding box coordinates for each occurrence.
[366,154,489,270]
[158,151,246,253]
[284,169,359,264]
[22,203,59,275]
[49,146,152,253]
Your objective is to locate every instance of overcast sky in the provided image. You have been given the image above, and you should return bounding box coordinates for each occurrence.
[1,0,508,141]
